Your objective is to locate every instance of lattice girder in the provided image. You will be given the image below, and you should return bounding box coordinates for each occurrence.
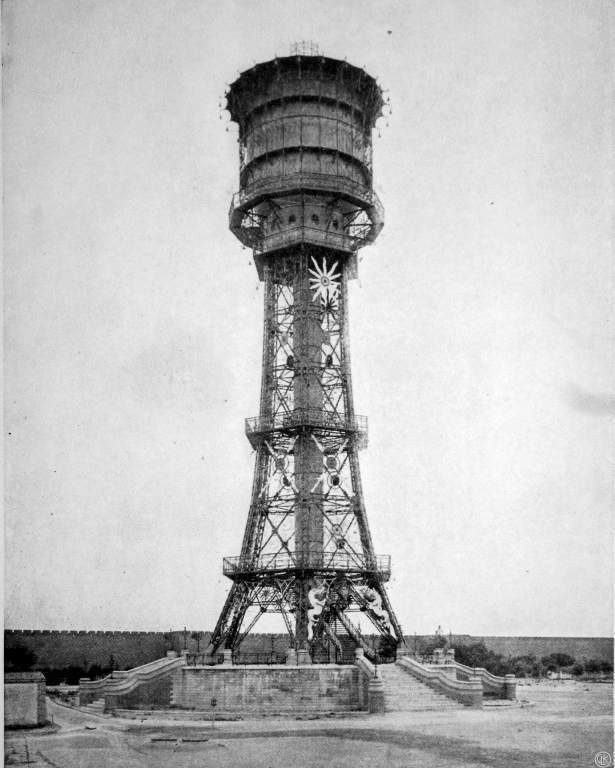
[211,246,403,659]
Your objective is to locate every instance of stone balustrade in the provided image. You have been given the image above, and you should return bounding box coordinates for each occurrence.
[354,648,384,713]
[78,675,111,706]
[397,656,483,708]
[79,652,185,711]
[450,660,517,699]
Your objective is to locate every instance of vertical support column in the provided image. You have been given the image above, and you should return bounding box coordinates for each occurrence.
[259,264,276,422]
[504,674,517,700]
[293,249,324,652]
[367,672,385,713]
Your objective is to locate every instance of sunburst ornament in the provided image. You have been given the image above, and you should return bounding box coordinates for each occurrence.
[309,257,341,303]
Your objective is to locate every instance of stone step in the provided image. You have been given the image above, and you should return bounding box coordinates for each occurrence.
[383,691,454,701]
[383,695,459,703]
[81,698,105,713]
[384,704,460,710]
[383,691,456,699]
[377,663,464,712]
[386,700,457,704]
[383,692,458,701]
[384,687,444,692]
[384,690,451,701]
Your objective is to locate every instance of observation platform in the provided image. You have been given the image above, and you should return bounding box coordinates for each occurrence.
[223,552,391,581]
[229,171,383,264]
[245,408,368,449]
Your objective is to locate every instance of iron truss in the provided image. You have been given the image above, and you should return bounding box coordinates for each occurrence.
[210,247,403,660]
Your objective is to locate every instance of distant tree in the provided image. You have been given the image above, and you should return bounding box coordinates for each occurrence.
[510,654,538,678]
[5,643,37,672]
[489,656,514,677]
[541,653,575,671]
[422,634,448,657]
[87,664,110,680]
[599,660,613,675]
[572,663,585,677]
[584,659,613,676]
[584,659,602,675]
[41,667,62,686]
[453,643,515,676]
[555,652,575,668]
[454,643,490,668]
[43,665,87,685]
[63,666,86,685]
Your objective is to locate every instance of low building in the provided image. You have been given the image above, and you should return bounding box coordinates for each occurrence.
[4,672,47,727]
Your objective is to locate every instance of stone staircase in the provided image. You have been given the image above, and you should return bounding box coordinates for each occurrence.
[378,663,464,712]
[79,654,184,713]
[334,619,361,664]
[80,697,106,715]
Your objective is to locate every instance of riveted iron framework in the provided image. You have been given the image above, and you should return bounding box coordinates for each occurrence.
[211,53,402,663]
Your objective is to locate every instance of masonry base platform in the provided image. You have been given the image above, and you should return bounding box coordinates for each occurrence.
[173,665,364,715]
[79,655,512,716]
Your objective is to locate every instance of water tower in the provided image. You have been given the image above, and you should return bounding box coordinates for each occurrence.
[210,44,402,663]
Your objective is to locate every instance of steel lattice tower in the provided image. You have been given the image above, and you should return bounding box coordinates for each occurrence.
[210,49,403,663]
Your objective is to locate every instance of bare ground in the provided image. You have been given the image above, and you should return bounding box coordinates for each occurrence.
[4,681,612,768]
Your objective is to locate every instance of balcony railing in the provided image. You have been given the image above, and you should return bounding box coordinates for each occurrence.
[232,172,383,218]
[228,171,384,253]
[223,552,390,580]
[245,409,367,448]
[185,652,288,667]
[253,224,361,255]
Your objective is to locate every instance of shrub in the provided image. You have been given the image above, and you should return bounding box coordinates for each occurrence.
[584,659,602,675]
[541,653,575,670]
[453,643,513,676]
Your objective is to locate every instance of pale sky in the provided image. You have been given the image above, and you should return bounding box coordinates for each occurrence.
[4,0,613,636]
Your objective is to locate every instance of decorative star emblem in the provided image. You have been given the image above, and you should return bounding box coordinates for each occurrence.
[309,257,341,303]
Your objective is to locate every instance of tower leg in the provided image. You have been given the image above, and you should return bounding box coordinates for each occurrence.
[209,583,250,654]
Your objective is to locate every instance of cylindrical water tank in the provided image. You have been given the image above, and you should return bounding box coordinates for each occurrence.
[226,55,384,267]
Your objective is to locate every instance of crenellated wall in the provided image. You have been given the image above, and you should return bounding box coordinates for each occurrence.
[6,630,613,672]
[4,630,180,670]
